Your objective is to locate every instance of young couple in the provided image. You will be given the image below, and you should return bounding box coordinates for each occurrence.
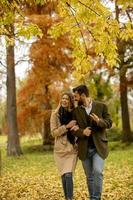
[50,85,112,200]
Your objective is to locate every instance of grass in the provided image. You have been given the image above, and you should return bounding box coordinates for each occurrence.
[0,136,133,200]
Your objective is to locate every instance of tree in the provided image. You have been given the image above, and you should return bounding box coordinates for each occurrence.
[114,0,133,142]
[50,0,119,68]
[50,0,133,142]
[6,24,22,155]
[0,0,43,155]
[17,1,73,144]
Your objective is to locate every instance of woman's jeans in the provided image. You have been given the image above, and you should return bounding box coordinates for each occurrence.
[61,172,73,199]
[82,148,104,200]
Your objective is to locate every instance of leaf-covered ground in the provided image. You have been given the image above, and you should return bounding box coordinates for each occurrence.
[0,137,133,200]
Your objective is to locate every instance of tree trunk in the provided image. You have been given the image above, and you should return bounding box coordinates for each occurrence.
[6,25,22,156]
[42,85,53,145]
[0,150,1,176]
[120,66,133,142]
[42,113,53,145]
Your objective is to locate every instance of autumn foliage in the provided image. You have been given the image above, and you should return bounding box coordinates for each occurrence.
[17,2,73,139]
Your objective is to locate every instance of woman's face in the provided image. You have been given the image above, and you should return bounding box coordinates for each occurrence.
[61,94,70,108]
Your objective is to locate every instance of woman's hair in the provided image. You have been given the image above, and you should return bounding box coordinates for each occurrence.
[61,92,74,109]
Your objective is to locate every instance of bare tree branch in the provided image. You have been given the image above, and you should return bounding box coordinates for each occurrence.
[126,10,133,23]
[15,59,30,66]
[0,70,6,75]
[0,61,6,68]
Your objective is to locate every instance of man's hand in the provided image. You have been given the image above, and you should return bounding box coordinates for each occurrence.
[90,113,100,124]
[83,127,91,136]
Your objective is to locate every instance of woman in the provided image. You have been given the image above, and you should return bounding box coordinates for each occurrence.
[50,92,78,200]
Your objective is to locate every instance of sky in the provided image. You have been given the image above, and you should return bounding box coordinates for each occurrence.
[0,38,32,99]
[15,62,29,79]
[15,38,32,80]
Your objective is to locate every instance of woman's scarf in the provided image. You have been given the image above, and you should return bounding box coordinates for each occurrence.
[58,106,75,145]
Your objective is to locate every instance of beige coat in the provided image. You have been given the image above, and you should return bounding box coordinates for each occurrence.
[50,110,78,175]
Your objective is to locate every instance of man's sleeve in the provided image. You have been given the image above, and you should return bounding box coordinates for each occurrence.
[71,110,85,138]
[97,104,112,129]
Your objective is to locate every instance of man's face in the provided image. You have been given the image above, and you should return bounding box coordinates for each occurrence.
[73,91,83,106]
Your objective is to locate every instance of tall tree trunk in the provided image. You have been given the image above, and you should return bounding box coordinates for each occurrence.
[120,66,133,142]
[42,111,53,145]
[0,150,1,176]
[42,85,53,145]
[6,25,22,156]
[115,2,133,143]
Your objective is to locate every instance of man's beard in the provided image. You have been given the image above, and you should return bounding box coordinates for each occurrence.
[78,99,84,106]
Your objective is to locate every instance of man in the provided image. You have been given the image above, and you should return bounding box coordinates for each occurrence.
[71,85,112,200]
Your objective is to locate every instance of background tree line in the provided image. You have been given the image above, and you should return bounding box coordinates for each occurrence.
[0,0,133,157]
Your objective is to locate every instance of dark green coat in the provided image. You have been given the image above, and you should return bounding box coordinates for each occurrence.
[72,101,112,160]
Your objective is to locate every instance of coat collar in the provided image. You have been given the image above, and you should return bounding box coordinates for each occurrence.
[76,106,88,127]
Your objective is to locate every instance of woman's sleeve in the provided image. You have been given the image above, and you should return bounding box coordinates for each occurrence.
[50,111,67,138]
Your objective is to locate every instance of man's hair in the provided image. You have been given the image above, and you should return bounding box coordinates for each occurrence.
[73,85,89,97]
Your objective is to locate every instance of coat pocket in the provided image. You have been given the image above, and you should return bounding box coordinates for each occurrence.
[54,135,73,152]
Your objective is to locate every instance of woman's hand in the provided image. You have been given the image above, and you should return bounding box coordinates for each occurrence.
[70,125,79,131]
[66,120,76,129]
